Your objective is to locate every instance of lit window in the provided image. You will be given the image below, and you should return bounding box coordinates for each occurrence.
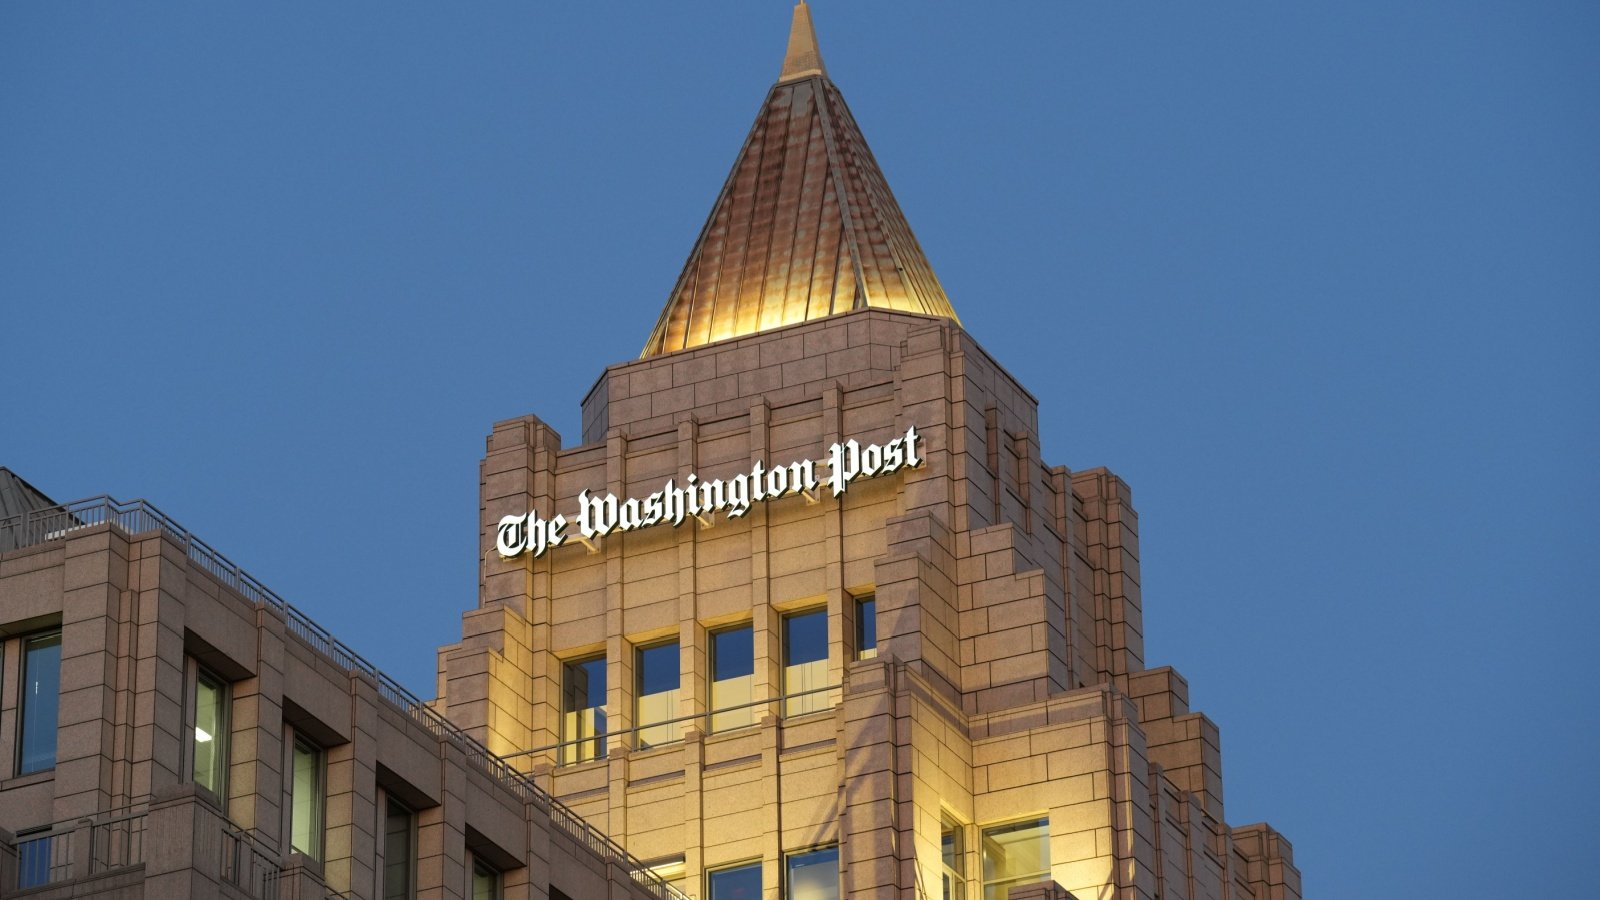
[786,845,840,900]
[980,818,1050,900]
[942,817,967,900]
[710,625,754,731]
[470,857,501,900]
[707,861,761,900]
[18,631,62,775]
[291,738,324,861]
[562,656,606,764]
[192,668,230,797]
[636,641,682,748]
[382,795,415,900]
[856,595,877,660]
[783,609,828,717]
[643,856,686,892]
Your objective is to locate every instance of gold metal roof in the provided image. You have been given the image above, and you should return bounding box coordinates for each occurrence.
[641,2,959,357]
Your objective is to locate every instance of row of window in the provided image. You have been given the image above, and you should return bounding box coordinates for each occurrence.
[189,664,503,899]
[563,599,877,763]
[656,817,1049,900]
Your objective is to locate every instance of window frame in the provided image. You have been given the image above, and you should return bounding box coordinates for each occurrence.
[561,654,607,765]
[469,854,502,900]
[782,608,830,717]
[381,792,417,900]
[187,662,231,802]
[16,629,62,776]
[855,594,878,660]
[706,859,763,900]
[979,816,1051,900]
[290,735,325,861]
[784,843,841,900]
[709,623,754,732]
[634,639,682,749]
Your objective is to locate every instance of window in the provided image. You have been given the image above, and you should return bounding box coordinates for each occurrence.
[707,861,762,900]
[290,738,324,860]
[191,668,230,797]
[783,609,828,716]
[856,595,877,660]
[382,795,415,900]
[15,829,55,889]
[18,631,62,775]
[643,857,686,893]
[786,845,840,900]
[635,641,681,748]
[710,625,753,731]
[470,857,501,900]
[941,817,967,900]
[980,818,1050,900]
[562,656,606,764]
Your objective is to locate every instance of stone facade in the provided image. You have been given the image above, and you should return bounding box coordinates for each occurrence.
[437,309,1302,899]
[0,508,682,900]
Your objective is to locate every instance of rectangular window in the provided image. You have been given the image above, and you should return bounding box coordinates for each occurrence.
[635,641,682,748]
[192,668,230,797]
[783,609,828,717]
[707,861,762,900]
[291,738,324,861]
[942,817,967,900]
[709,625,754,731]
[18,631,62,775]
[470,857,501,900]
[856,595,877,660]
[562,656,606,764]
[980,818,1050,900]
[382,795,415,900]
[786,845,840,900]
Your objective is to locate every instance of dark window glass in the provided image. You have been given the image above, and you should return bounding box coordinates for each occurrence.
[786,845,840,900]
[710,625,754,731]
[636,641,682,747]
[783,609,829,716]
[857,596,877,659]
[783,609,828,666]
[711,626,753,681]
[383,796,414,900]
[16,832,54,889]
[562,656,606,764]
[19,631,62,775]
[708,861,762,900]
[471,858,500,900]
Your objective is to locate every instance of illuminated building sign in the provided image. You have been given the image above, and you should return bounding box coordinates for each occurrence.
[496,425,923,559]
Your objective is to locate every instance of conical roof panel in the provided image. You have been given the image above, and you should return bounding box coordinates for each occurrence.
[641,8,957,357]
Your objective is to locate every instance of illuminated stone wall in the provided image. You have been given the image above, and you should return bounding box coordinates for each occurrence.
[437,307,1300,899]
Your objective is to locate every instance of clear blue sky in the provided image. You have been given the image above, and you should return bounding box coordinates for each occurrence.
[3,3,1596,895]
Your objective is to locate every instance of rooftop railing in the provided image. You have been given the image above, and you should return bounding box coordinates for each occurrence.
[0,497,688,900]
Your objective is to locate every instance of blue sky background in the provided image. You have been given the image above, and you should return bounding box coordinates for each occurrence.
[3,2,1596,895]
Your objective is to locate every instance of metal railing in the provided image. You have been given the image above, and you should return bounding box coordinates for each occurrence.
[222,825,282,900]
[8,808,148,891]
[0,496,688,900]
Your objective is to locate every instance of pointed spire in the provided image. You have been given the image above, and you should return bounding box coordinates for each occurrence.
[779,1,827,82]
[640,2,957,357]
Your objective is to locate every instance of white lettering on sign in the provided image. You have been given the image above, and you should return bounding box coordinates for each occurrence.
[495,425,923,559]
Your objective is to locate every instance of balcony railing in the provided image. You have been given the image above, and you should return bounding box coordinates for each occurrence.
[0,497,688,900]
[6,807,148,891]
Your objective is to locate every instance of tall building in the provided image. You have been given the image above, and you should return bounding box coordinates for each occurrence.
[435,5,1302,900]
[0,5,1301,900]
